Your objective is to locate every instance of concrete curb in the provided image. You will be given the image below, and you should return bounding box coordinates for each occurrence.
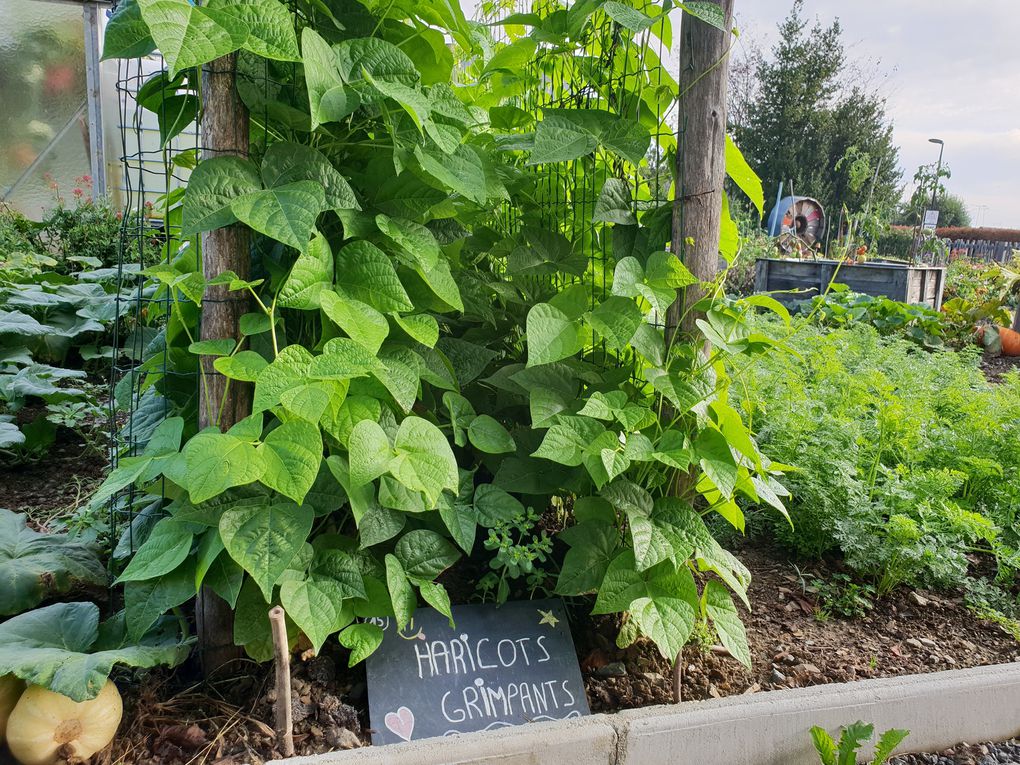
[284,663,1020,765]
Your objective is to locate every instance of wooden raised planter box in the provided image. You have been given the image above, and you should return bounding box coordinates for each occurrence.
[754,258,946,308]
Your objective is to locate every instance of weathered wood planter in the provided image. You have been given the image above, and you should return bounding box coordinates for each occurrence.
[754,258,946,308]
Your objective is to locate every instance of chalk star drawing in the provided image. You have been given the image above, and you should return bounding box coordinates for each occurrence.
[537,609,560,628]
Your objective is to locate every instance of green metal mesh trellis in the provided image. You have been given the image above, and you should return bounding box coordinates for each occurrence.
[485,0,679,357]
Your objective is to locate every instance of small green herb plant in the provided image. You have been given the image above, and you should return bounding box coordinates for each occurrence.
[809,574,876,620]
[811,721,909,765]
[479,505,553,604]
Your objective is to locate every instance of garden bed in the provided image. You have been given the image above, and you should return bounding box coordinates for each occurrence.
[78,541,1019,764]
[754,258,946,308]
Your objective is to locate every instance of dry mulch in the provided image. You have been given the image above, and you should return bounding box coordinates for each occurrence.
[891,739,1020,765]
[100,654,369,765]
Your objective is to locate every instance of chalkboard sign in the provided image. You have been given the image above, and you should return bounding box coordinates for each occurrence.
[365,598,589,745]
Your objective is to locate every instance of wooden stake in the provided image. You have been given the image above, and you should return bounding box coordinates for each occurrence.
[666,1,734,685]
[666,0,735,342]
[268,606,295,758]
[195,51,251,676]
[672,647,683,704]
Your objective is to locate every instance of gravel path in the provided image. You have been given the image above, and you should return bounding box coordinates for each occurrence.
[890,739,1020,764]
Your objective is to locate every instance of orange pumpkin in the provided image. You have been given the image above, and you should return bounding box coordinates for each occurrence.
[999,326,1020,356]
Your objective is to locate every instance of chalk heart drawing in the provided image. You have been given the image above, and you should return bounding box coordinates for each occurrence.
[384,706,415,742]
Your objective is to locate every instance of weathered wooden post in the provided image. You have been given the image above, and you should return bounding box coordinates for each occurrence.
[667,0,734,341]
[195,52,252,675]
[665,0,735,703]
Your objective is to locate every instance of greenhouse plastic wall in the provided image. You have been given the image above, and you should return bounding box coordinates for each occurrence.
[0,0,93,215]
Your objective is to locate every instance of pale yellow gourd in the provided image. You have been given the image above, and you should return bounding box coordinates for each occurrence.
[6,680,122,765]
[0,673,26,743]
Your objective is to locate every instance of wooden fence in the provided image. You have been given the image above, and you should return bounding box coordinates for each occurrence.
[945,239,1019,263]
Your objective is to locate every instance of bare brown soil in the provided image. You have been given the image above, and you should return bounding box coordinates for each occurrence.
[980,352,1020,383]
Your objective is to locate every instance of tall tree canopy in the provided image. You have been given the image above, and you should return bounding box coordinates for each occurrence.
[729,0,902,225]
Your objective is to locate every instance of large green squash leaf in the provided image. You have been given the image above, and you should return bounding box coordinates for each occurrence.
[0,602,188,701]
[0,509,106,615]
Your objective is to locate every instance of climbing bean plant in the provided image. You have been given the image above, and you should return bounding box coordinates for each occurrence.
[97,0,788,668]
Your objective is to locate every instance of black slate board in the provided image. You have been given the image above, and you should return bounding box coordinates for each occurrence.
[365,598,589,745]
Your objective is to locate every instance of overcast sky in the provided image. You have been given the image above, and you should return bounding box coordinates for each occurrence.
[731,0,1020,228]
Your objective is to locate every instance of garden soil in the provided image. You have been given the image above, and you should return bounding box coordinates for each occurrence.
[980,353,1020,384]
[2,412,106,523]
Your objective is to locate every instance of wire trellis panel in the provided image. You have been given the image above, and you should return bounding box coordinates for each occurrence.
[482,0,679,365]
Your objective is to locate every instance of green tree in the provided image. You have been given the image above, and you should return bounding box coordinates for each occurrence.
[730,0,902,223]
[934,194,972,228]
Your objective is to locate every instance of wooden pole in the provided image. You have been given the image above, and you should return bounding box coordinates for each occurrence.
[269,606,295,758]
[665,0,734,704]
[666,0,735,341]
[195,52,251,676]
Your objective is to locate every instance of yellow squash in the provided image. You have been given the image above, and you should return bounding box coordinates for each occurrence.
[6,680,122,765]
[0,674,26,743]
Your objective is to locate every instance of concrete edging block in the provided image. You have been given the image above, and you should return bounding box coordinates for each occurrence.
[283,663,1020,765]
[282,714,619,765]
[615,663,1020,765]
